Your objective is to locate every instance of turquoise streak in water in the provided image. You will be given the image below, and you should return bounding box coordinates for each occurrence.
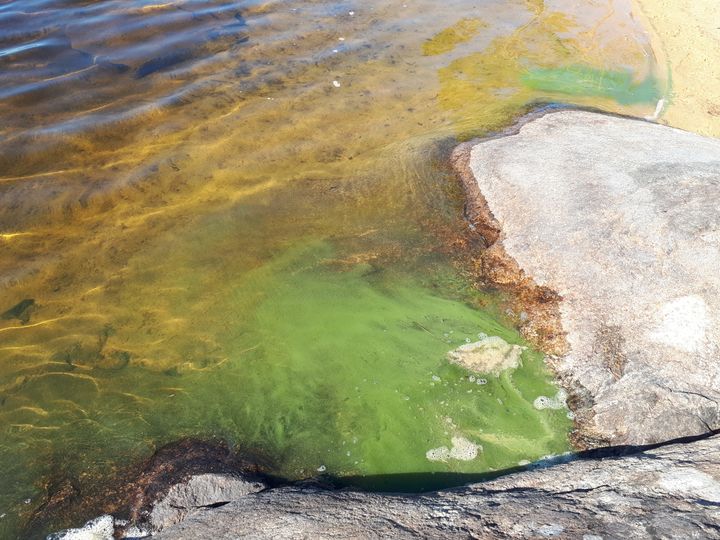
[521,65,661,105]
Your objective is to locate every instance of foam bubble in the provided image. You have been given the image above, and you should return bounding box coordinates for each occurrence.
[49,515,114,540]
[447,335,525,375]
[533,389,568,410]
[426,436,481,462]
[425,446,450,461]
[448,436,481,460]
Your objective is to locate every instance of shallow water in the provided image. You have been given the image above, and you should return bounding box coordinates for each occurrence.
[0,0,663,535]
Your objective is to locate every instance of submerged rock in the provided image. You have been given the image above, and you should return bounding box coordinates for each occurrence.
[30,439,272,540]
[1,297,35,324]
[447,335,525,375]
[458,110,720,446]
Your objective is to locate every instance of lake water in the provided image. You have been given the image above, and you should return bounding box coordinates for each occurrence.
[0,0,664,536]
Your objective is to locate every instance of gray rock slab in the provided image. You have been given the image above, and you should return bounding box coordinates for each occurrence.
[154,435,720,539]
[148,473,266,532]
[465,110,720,445]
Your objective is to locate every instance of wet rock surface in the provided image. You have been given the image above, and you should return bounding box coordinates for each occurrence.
[31,439,272,539]
[460,110,720,446]
[105,434,720,539]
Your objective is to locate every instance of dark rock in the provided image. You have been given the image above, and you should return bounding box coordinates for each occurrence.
[1,298,35,323]
[135,50,194,79]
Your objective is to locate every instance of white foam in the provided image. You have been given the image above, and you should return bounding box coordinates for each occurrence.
[533,389,568,410]
[448,436,481,460]
[447,335,525,375]
[49,515,114,540]
[644,98,666,121]
[425,446,451,461]
[426,436,482,462]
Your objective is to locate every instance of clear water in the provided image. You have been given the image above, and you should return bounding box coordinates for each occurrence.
[0,0,663,536]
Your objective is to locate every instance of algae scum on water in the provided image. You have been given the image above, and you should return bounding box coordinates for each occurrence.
[1,240,573,531]
[200,242,572,483]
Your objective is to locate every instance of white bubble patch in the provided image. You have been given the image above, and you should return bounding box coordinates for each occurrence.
[49,515,114,540]
[426,436,482,462]
[447,335,525,375]
[533,389,568,410]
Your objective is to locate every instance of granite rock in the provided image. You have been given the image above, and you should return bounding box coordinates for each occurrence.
[147,473,266,532]
[461,110,720,445]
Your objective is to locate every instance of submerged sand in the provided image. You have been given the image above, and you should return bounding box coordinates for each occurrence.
[632,0,720,137]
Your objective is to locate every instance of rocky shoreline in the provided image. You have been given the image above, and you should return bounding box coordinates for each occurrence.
[50,109,720,539]
[457,109,720,447]
[55,432,720,539]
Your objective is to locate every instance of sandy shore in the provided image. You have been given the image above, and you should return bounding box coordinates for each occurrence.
[632,0,720,137]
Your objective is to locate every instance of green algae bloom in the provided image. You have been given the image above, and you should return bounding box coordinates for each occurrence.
[433,9,666,138]
[201,242,572,483]
[521,65,662,105]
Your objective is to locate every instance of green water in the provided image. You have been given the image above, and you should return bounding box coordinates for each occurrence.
[522,65,662,105]
[2,238,572,533]
[211,242,570,477]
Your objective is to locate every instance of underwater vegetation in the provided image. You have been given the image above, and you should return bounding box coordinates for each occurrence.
[423,18,487,56]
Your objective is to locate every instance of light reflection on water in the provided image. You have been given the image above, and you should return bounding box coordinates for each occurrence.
[0,0,662,535]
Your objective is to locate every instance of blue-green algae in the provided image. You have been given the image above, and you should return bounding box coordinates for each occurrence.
[0,0,664,535]
[521,65,661,105]
[0,242,571,529]
[182,242,571,481]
